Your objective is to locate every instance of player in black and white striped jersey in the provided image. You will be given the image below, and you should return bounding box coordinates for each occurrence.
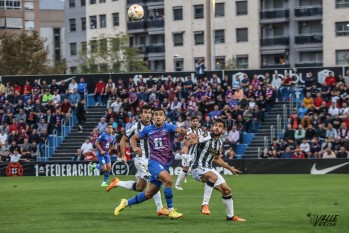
[181,119,246,221]
[106,105,169,217]
[175,116,204,190]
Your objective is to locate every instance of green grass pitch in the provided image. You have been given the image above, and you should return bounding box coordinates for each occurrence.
[0,175,348,233]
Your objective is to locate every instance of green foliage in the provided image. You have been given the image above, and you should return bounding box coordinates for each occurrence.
[225,55,238,70]
[0,31,66,75]
[1,175,348,233]
[79,34,149,73]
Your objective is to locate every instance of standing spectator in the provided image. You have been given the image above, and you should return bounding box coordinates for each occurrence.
[76,99,86,133]
[69,88,80,115]
[60,98,72,125]
[81,138,93,154]
[77,77,88,99]
[195,58,205,81]
[68,79,78,93]
[94,78,106,106]
[111,97,122,114]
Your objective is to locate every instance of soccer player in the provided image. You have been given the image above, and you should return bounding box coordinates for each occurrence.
[113,108,198,219]
[90,124,115,187]
[106,105,169,216]
[182,119,246,221]
[175,116,204,190]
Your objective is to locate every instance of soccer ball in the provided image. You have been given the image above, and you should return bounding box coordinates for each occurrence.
[128,4,144,20]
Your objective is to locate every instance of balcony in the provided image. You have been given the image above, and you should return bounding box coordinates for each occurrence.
[295,7,322,17]
[295,62,323,68]
[260,10,289,19]
[127,0,163,4]
[295,35,323,44]
[127,19,164,31]
[261,37,289,46]
[132,44,165,55]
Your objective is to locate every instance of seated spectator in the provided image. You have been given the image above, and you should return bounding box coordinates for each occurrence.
[228,126,239,147]
[294,125,306,144]
[284,124,295,140]
[10,148,22,162]
[260,148,271,159]
[73,149,84,161]
[299,139,311,158]
[298,103,308,119]
[292,148,305,159]
[302,92,313,109]
[320,137,332,157]
[310,137,321,158]
[336,146,349,158]
[270,149,279,159]
[96,118,108,133]
[1,149,10,162]
[326,123,338,139]
[84,151,97,161]
[322,148,336,158]
[328,102,339,117]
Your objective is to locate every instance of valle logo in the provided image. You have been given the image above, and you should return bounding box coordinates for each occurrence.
[307,213,339,227]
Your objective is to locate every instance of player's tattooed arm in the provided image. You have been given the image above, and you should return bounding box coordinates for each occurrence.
[214,155,242,176]
[180,137,198,154]
[119,135,128,163]
[130,133,141,155]
[175,127,198,140]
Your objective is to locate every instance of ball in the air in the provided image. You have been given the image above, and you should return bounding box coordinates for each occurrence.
[128,4,144,20]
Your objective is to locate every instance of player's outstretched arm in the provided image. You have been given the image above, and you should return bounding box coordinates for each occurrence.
[119,135,128,163]
[130,133,141,155]
[214,156,242,176]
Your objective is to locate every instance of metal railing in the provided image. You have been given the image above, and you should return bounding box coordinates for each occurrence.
[44,139,49,161]
[277,114,282,138]
[264,136,268,149]
[84,92,88,109]
[283,104,288,131]
[258,147,261,158]
[61,119,66,137]
[270,125,275,140]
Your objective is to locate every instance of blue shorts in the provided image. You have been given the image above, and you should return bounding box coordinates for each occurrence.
[97,153,111,166]
[148,159,170,188]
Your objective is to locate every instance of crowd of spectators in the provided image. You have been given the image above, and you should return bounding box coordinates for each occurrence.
[2,68,349,163]
[261,70,349,159]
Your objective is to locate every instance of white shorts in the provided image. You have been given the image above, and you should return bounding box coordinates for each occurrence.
[181,154,193,167]
[134,157,150,180]
[191,167,226,187]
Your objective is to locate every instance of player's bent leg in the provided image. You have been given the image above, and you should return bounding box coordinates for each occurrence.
[200,171,219,215]
[101,163,111,187]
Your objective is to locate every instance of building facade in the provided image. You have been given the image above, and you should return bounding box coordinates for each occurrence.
[64,0,349,74]
[0,0,40,35]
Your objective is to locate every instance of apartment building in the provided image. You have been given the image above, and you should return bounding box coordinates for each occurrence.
[64,0,349,73]
[0,0,40,35]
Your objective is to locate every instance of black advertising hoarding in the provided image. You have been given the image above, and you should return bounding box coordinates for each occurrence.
[1,159,349,177]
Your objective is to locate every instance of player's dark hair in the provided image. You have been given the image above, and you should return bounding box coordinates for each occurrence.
[191,116,199,121]
[140,104,152,114]
[152,107,166,115]
[214,119,226,129]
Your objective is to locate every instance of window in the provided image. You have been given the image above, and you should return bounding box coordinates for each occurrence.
[336,0,349,8]
[236,1,248,15]
[81,17,86,31]
[99,14,106,28]
[299,51,322,64]
[236,55,249,69]
[70,67,77,74]
[69,18,76,32]
[194,31,204,45]
[0,0,21,10]
[91,40,97,53]
[173,33,184,46]
[69,0,75,7]
[175,59,184,71]
[90,0,96,4]
[215,3,225,17]
[173,6,183,20]
[90,16,97,29]
[25,20,34,30]
[70,43,77,56]
[81,0,86,6]
[215,57,225,70]
[194,5,204,19]
[215,30,225,43]
[336,50,349,65]
[336,22,349,36]
[81,42,87,55]
[236,28,248,42]
[112,13,119,26]
[99,0,106,3]
[24,2,34,10]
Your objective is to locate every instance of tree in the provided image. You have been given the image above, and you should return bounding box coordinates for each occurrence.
[225,55,238,70]
[78,34,149,73]
[0,31,66,75]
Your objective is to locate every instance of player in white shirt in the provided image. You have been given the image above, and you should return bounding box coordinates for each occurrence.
[175,116,204,190]
[106,105,169,216]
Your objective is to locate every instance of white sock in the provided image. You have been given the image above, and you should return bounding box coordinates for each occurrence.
[176,171,187,186]
[202,183,214,205]
[222,195,234,218]
[117,181,136,190]
[153,191,163,211]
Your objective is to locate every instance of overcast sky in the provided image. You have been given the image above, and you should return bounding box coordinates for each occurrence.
[40,0,65,10]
